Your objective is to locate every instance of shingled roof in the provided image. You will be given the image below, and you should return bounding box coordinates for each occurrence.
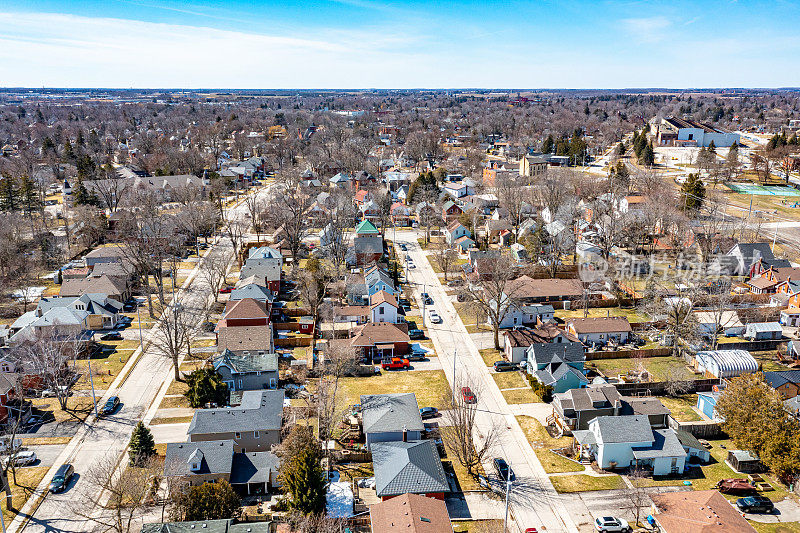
[372,440,449,498]
[361,393,424,434]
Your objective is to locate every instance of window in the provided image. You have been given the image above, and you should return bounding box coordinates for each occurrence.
[235,432,241,439]
[254,431,260,439]
[379,307,384,315]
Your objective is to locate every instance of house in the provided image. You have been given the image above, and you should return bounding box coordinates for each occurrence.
[694,310,745,337]
[453,235,475,253]
[743,322,783,341]
[650,490,757,533]
[780,306,800,327]
[83,245,129,268]
[8,306,90,346]
[572,415,686,475]
[390,202,412,226]
[346,266,399,306]
[361,393,424,449]
[655,117,740,147]
[484,219,511,245]
[443,182,473,199]
[444,221,470,245]
[229,279,274,304]
[527,341,587,393]
[216,325,274,355]
[503,324,575,363]
[142,520,272,533]
[59,274,129,303]
[240,247,283,293]
[370,290,399,324]
[188,390,284,452]
[369,493,453,533]
[334,305,370,325]
[551,385,670,432]
[728,450,762,473]
[505,276,584,303]
[762,370,800,399]
[353,235,384,266]
[37,294,123,330]
[519,154,549,180]
[725,243,788,277]
[677,430,711,463]
[496,303,555,329]
[371,440,449,500]
[694,350,758,378]
[347,322,410,360]
[213,350,278,391]
[355,219,380,237]
[163,440,280,496]
[219,298,271,329]
[566,317,632,345]
[441,200,462,220]
[329,172,351,188]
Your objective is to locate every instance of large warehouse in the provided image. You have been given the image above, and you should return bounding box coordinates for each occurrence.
[654,117,740,147]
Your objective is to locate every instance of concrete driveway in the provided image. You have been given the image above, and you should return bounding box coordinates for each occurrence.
[747,497,800,524]
[26,444,68,468]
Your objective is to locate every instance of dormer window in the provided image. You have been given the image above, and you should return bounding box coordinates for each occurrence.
[188,449,204,472]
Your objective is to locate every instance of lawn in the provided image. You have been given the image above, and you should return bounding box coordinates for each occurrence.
[501,388,541,404]
[338,370,451,408]
[751,350,790,372]
[751,523,800,533]
[150,415,194,425]
[2,466,49,526]
[452,520,504,533]
[442,459,484,492]
[516,416,571,448]
[166,380,189,395]
[453,301,490,333]
[159,395,191,409]
[31,396,97,423]
[491,371,527,390]
[478,348,501,367]
[660,395,702,422]
[535,449,585,474]
[588,356,695,382]
[550,474,625,493]
[190,338,217,349]
[21,436,72,445]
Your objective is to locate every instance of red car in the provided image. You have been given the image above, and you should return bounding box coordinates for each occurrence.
[461,386,477,404]
[525,529,539,533]
[381,357,410,370]
[219,286,233,294]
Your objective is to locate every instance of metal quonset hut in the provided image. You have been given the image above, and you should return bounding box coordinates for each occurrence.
[695,350,758,379]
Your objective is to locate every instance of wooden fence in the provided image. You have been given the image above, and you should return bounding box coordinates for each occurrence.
[612,378,721,396]
[668,416,724,439]
[585,347,672,360]
[274,337,312,348]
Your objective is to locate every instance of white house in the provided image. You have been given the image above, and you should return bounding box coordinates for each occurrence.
[743,322,783,341]
[573,415,686,476]
[494,303,555,329]
[566,317,632,345]
[369,290,399,324]
[694,310,745,337]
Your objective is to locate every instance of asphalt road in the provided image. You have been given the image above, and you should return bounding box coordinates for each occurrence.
[395,230,580,533]
[9,191,263,533]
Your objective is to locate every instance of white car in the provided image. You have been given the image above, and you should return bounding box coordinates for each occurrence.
[428,310,442,324]
[407,261,416,269]
[594,516,630,533]
[2,451,37,467]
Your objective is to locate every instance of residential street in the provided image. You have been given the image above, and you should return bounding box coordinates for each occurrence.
[395,230,582,533]
[8,191,265,533]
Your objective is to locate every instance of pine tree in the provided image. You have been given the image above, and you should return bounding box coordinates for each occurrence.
[681,173,706,211]
[0,176,18,211]
[707,140,716,153]
[184,367,228,408]
[63,139,74,161]
[640,141,655,167]
[18,176,41,217]
[128,422,156,466]
[616,142,626,157]
[541,134,555,154]
[278,426,326,515]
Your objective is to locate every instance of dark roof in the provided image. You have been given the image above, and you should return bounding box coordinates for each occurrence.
[229,284,274,303]
[506,276,583,299]
[164,440,234,477]
[372,440,449,497]
[214,350,278,374]
[527,341,585,366]
[763,370,800,389]
[593,415,652,443]
[361,393,424,434]
[216,325,273,352]
[568,317,632,334]
[141,520,272,533]
[631,428,686,459]
[229,451,278,485]
[188,390,284,435]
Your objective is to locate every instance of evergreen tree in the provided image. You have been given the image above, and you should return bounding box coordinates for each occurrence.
[616,142,626,157]
[184,367,228,408]
[707,140,716,153]
[541,134,554,154]
[41,136,55,153]
[640,141,655,167]
[73,179,100,207]
[681,173,706,211]
[63,139,74,161]
[174,480,240,521]
[633,131,647,159]
[76,129,84,146]
[55,269,62,285]
[278,426,326,515]
[128,422,156,466]
[18,175,41,217]
[0,176,17,211]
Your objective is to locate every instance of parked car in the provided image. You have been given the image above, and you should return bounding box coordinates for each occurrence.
[421,292,433,305]
[736,496,775,514]
[381,357,410,370]
[594,517,630,533]
[0,438,22,453]
[100,332,123,341]
[409,328,425,340]
[493,457,515,481]
[122,301,137,312]
[428,310,442,324]
[524,529,539,533]
[419,407,439,419]
[407,351,426,362]
[49,463,74,493]
[493,361,517,372]
[201,321,216,332]
[461,386,476,404]
[399,243,408,251]
[3,451,37,467]
[100,396,120,416]
[407,262,416,269]
[219,286,234,294]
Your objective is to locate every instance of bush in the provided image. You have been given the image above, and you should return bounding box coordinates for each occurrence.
[526,374,553,402]
[184,367,228,408]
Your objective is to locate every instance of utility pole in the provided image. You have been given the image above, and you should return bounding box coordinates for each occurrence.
[503,473,513,533]
[87,359,98,417]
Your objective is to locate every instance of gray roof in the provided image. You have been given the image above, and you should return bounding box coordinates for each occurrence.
[229,451,278,485]
[527,341,585,366]
[372,440,449,497]
[188,390,284,435]
[631,429,685,460]
[361,393,424,434]
[229,284,274,303]
[164,440,234,477]
[214,350,278,375]
[746,322,783,333]
[592,415,653,444]
[142,520,272,533]
[763,370,800,389]
[248,246,282,260]
[535,363,588,388]
[730,449,760,462]
[354,235,383,254]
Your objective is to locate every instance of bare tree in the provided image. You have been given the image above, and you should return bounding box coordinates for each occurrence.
[150,301,199,382]
[623,465,651,529]
[15,328,83,411]
[440,380,500,477]
[198,250,231,306]
[244,192,266,242]
[316,342,359,469]
[320,191,356,277]
[298,262,331,352]
[459,254,518,350]
[92,174,130,213]
[264,173,313,260]
[664,367,692,397]
[222,216,247,269]
[432,239,458,282]
[72,453,158,533]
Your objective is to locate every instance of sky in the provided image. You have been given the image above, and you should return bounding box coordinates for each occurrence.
[0,0,799,89]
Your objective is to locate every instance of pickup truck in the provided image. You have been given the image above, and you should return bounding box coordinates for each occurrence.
[381,357,410,370]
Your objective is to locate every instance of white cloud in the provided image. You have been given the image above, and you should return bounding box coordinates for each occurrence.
[620,16,671,43]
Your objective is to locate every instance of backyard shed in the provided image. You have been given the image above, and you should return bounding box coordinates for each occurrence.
[694,350,758,379]
[743,322,783,341]
[727,450,762,473]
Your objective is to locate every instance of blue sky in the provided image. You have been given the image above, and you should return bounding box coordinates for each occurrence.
[0,0,798,88]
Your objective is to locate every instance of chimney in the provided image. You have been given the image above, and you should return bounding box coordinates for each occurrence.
[613,399,622,417]
[402,425,408,442]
